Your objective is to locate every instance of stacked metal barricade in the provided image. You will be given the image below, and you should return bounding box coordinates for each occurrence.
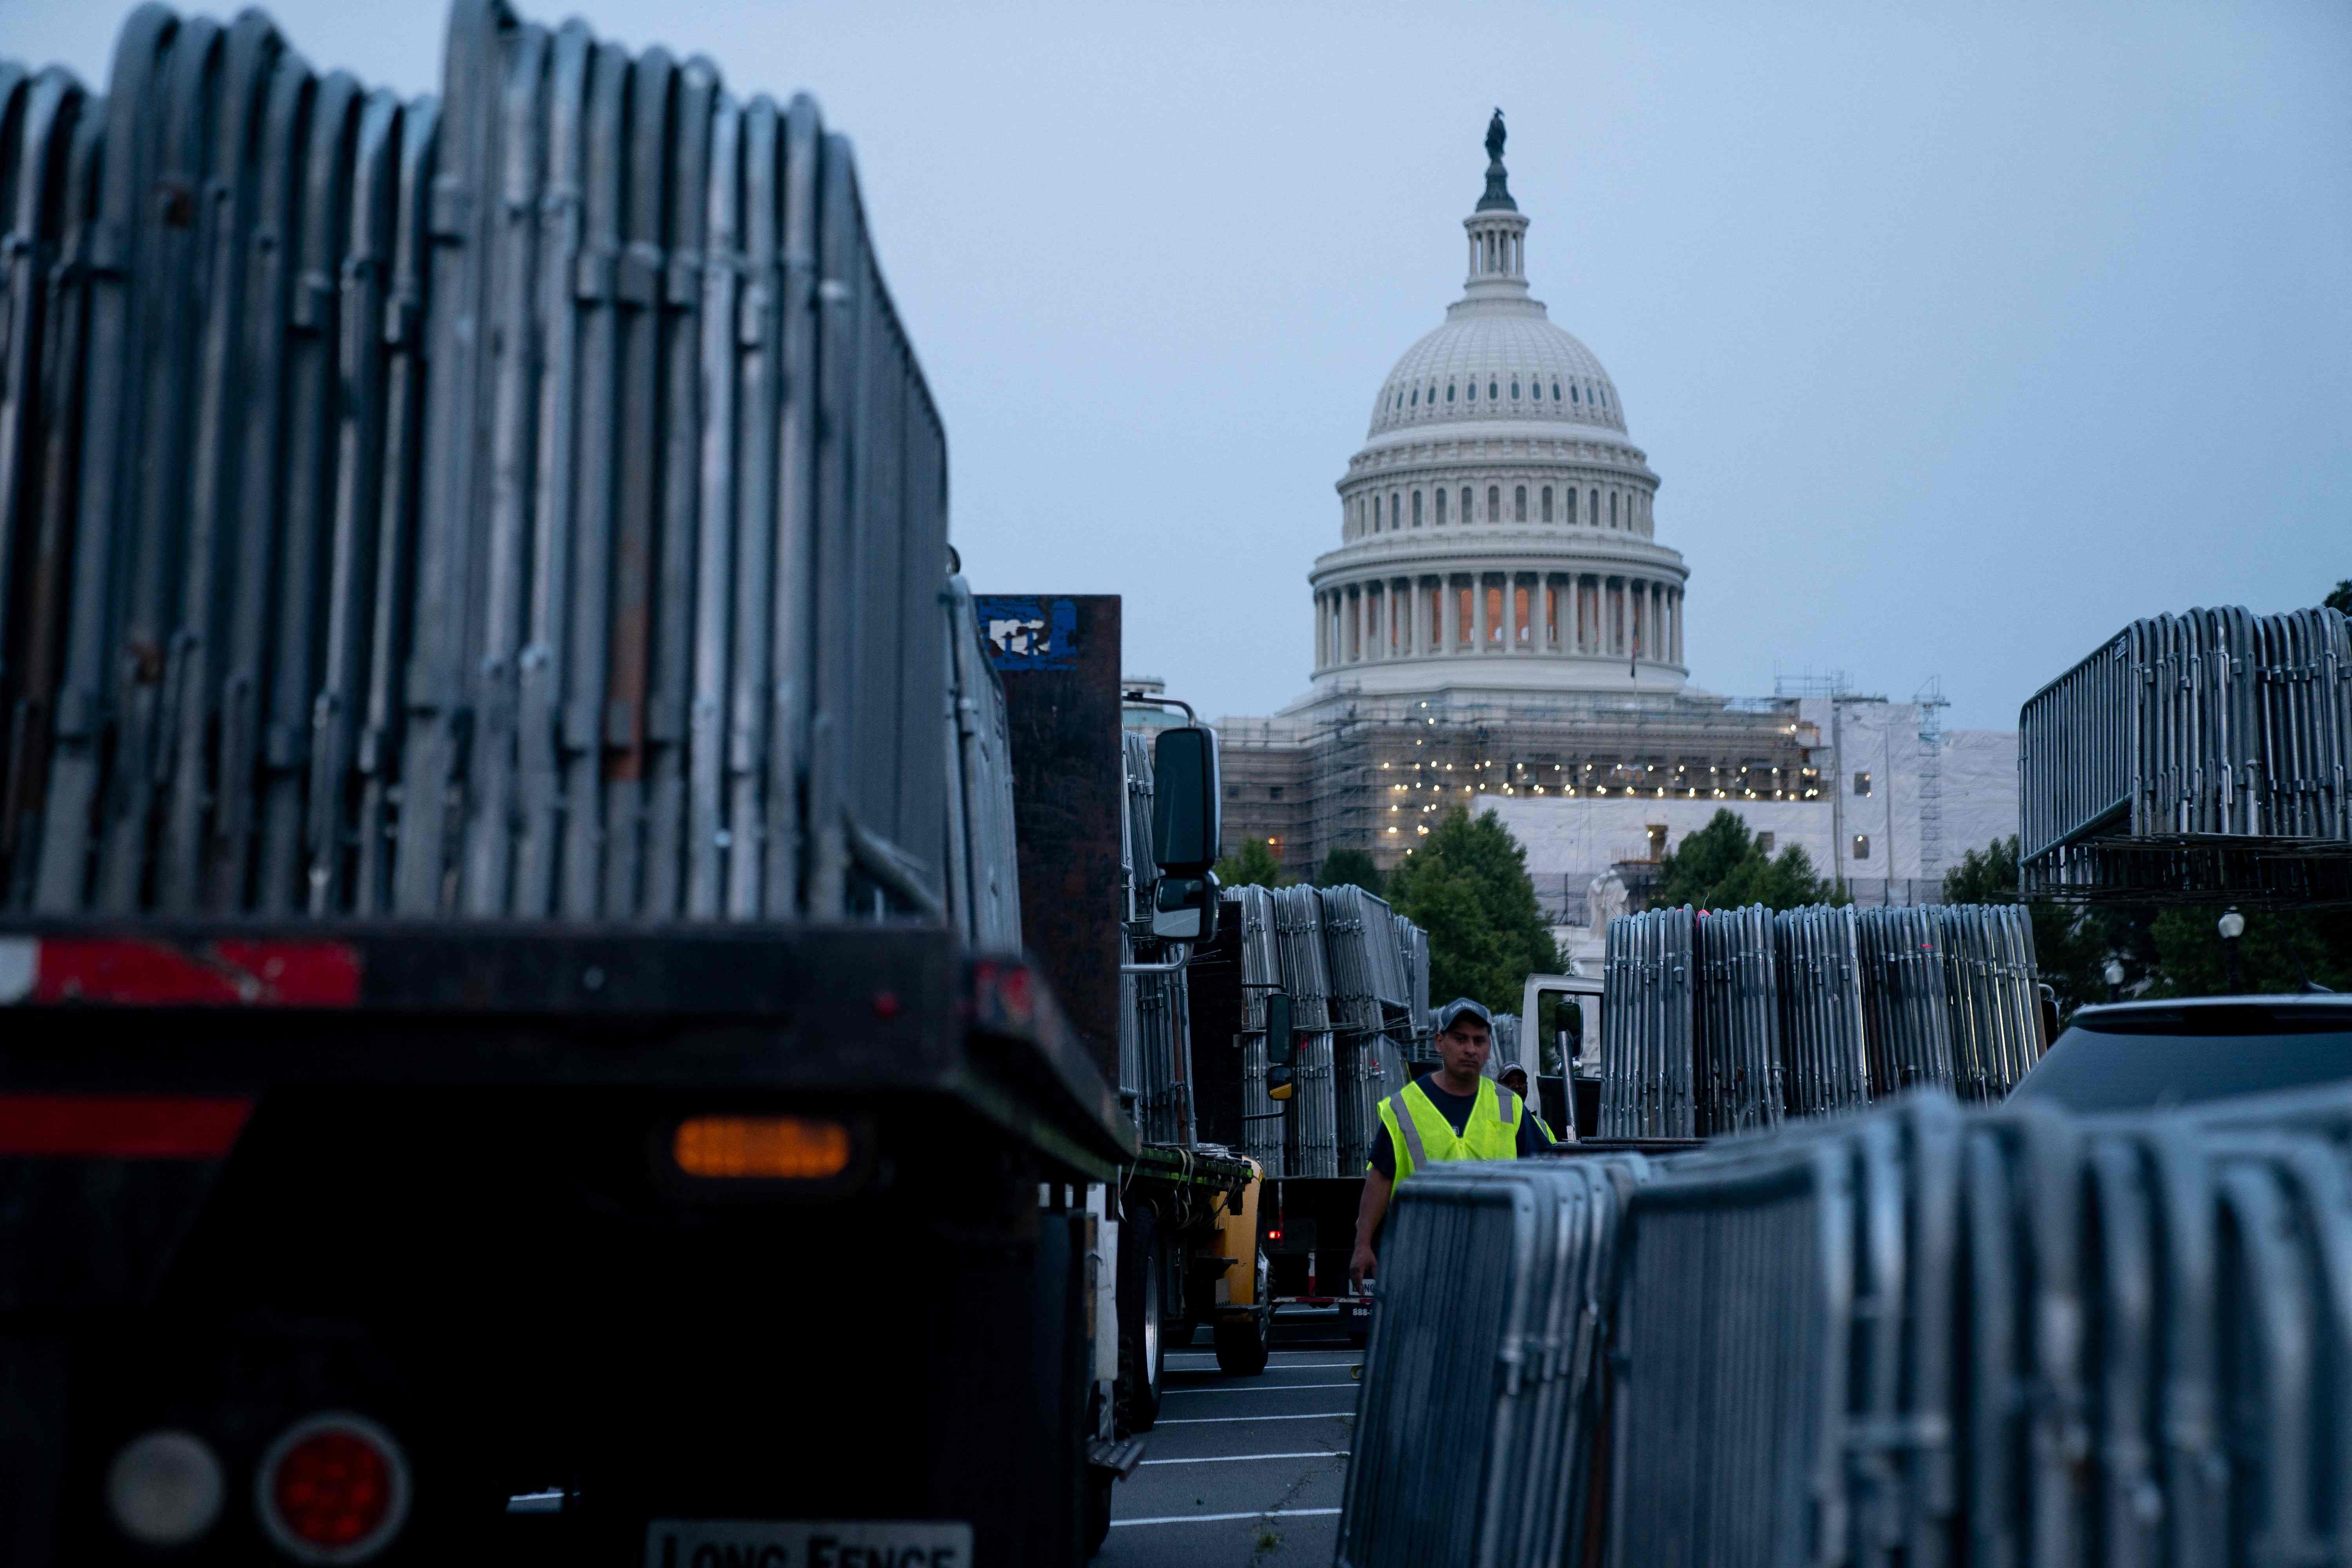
[1320,884,1414,1172]
[1603,903,2042,1133]
[1348,1077,2352,1568]
[1930,903,2042,1101]
[1775,904,1872,1118]
[2019,606,2352,906]
[1599,906,1697,1136]
[1118,733,1193,1144]
[1271,885,1340,1177]
[1693,904,1783,1134]
[0,1,986,928]
[1601,1081,2352,1568]
[1336,1154,1655,1568]
[1227,884,1286,1178]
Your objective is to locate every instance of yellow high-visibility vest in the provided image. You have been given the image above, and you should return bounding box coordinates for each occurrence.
[1375,1076,1523,1182]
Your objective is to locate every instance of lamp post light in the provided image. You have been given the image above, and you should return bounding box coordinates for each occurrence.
[2218,907,2247,992]
[2103,957,2125,1004]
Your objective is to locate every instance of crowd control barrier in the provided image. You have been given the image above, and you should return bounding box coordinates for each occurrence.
[1346,1075,2352,1568]
[0,1,997,931]
[2018,606,2352,906]
[1601,903,2041,1135]
[1336,1154,1655,1568]
[1121,731,1195,1145]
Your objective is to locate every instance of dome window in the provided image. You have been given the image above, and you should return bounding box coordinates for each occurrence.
[1570,384,1579,403]
[1487,485,1500,521]
[1466,380,1477,401]
[1541,485,1554,523]
[1514,485,1527,521]
[1552,381,1561,401]
[1410,387,1418,406]
[1446,382,1456,403]
[1510,379,1520,399]
[1429,383,1438,406]
[1434,488,1448,524]
[1488,379,1499,399]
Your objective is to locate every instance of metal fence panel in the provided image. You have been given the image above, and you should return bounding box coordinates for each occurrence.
[4,0,974,929]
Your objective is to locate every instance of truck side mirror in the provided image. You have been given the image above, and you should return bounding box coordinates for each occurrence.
[1151,872,1220,942]
[1150,726,1221,876]
[1265,991,1294,1100]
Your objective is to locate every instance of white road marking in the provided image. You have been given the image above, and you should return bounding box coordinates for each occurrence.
[1111,1508,1344,1528]
[1162,1382,1359,1394]
[1171,1354,1374,1363]
[1138,1452,1348,1466]
[1152,1411,1352,1425]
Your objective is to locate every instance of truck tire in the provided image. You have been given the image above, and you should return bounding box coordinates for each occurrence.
[1213,1312,1270,1377]
[1115,1206,1166,1431]
[1085,1468,1114,1558]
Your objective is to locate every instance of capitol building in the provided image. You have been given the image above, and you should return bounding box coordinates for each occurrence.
[1206,117,2018,936]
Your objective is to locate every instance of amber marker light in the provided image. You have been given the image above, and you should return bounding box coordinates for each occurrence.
[672,1115,853,1180]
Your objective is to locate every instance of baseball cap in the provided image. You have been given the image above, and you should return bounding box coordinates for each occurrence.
[1435,997,1494,1033]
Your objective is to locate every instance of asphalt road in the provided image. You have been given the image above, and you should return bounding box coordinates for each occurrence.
[1095,1323,1361,1568]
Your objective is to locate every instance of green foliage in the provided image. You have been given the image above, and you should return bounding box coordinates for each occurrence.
[2327,578,2352,616]
[1213,837,1289,889]
[1940,835,2352,1016]
[1386,808,1564,1011]
[1941,835,2117,1016]
[1653,809,1840,911]
[2147,906,2352,996]
[1314,847,1385,897]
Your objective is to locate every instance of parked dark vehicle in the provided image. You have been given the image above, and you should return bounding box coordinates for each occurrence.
[2008,995,2352,1112]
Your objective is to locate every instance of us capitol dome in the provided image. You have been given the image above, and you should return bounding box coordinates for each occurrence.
[1309,111,1687,698]
[1203,114,2012,912]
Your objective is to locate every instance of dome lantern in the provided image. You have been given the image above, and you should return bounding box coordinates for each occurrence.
[1464,109,1531,303]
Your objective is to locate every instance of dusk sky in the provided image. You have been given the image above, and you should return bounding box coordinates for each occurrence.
[12,0,2348,730]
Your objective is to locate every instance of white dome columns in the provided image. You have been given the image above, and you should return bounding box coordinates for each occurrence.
[1463,208,1532,303]
[1312,566,1684,675]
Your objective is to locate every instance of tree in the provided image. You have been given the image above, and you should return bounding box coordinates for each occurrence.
[1653,809,1838,911]
[2149,905,2352,997]
[1940,835,2124,1016]
[2327,578,2352,616]
[1385,808,1563,1011]
[1314,847,1384,897]
[1212,837,1288,889]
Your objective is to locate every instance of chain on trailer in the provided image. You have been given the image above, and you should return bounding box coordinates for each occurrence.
[0,0,1015,934]
[2018,604,2352,907]
[1600,901,2043,1136]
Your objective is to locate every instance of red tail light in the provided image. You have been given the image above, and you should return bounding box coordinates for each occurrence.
[0,1095,252,1158]
[257,1414,409,1563]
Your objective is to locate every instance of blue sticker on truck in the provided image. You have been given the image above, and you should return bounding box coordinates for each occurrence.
[973,596,1079,670]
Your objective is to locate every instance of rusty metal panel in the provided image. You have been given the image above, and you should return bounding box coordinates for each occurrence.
[979,593,1122,1093]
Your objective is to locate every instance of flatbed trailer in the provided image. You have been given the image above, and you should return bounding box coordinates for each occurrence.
[0,921,1132,1564]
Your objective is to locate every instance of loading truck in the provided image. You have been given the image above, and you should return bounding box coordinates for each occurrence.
[0,3,1250,1561]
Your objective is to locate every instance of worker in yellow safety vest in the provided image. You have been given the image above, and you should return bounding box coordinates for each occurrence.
[1348,998,1548,1293]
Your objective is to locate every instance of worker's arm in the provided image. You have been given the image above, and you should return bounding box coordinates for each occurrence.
[1349,1169,1392,1293]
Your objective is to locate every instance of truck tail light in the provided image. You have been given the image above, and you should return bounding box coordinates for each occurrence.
[0,1094,252,1157]
[671,1114,852,1180]
[257,1413,410,1563]
[106,1430,225,1547]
